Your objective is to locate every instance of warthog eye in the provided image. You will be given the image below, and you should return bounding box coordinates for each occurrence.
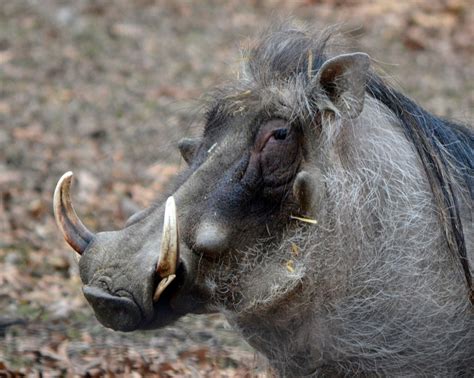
[253,119,293,152]
[272,128,288,140]
[239,119,302,197]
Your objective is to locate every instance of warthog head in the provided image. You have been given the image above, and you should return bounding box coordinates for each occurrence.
[54,24,473,375]
[54,108,311,331]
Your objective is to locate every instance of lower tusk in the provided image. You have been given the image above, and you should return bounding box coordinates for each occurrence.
[153,274,176,301]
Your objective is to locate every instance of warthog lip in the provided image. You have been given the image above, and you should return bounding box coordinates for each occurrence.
[83,285,143,332]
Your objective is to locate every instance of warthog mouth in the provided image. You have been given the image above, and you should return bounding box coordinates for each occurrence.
[82,285,143,331]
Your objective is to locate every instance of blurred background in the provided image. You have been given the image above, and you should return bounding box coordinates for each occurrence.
[0,0,472,375]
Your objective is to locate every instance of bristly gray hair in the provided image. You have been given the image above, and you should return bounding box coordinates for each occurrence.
[206,21,473,301]
[202,22,473,375]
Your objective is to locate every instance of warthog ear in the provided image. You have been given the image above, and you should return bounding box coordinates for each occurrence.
[178,137,200,164]
[314,52,370,119]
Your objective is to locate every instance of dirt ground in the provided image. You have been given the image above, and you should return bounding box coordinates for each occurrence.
[0,0,472,376]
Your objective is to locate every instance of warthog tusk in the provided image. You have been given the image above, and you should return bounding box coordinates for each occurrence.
[154,196,179,301]
[53,171,94,255]
[153,274,176,302]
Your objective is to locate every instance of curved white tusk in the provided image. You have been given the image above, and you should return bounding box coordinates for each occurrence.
[154,196,179,301]
[153,274,176,302]
[53,171,94,255]
[156,196,179,277]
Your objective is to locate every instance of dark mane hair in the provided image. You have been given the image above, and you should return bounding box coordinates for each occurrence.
[366,76,473,301]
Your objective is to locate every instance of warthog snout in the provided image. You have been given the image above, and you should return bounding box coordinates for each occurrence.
[53,172,191,331]
[82,286,142,332]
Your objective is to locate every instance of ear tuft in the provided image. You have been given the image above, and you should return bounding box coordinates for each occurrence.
[178,138,200,164]
[315,52,370,119]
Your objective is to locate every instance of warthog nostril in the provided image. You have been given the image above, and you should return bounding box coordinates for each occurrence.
[83,285,142,332]
[194,221,229,259]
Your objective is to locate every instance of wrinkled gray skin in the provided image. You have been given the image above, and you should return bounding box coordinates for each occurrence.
[70,25,473,376]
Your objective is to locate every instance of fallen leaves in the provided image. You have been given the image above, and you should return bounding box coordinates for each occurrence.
[2,321,262,376]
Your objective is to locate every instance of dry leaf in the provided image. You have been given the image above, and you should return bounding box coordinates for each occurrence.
[291,243,300,257]
[286,260,295,273]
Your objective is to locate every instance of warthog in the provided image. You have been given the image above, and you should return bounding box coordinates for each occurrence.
[54,24,473,375]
